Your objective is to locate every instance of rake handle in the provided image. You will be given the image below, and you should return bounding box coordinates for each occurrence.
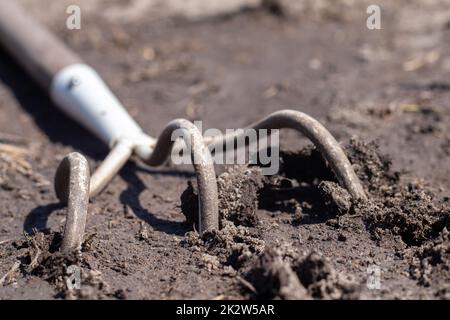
[0,1,81,90]
[0,1,151,149]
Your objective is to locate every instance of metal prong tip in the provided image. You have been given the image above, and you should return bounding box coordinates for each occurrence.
[54,152,90,252]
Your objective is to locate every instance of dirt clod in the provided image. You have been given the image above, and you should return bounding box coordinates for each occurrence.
[7,231,115,299]
[294,252,359,299]
[318,181,352,216]
[217,166,264,227]
[345,138,398,194]
[357,182,449,246]
[245,248,308,300]
[344,139,449,245]
[181,166,264,228]
[200,220,265,269]
[409,228,450,297]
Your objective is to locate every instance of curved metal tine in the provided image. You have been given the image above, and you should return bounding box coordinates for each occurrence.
[142,119,219,234]
[54,152,90,252]
[205,110,366,200]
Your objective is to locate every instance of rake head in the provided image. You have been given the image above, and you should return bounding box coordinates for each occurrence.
[54,110,366,252]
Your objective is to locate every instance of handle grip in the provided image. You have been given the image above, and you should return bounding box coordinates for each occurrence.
[0,1,154,152]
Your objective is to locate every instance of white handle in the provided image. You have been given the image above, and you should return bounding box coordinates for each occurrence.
[50,64,152,148]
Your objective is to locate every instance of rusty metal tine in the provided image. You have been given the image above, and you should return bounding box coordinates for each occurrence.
[204,110,366,200]
[143,119,219,233]
[54,152,90,252]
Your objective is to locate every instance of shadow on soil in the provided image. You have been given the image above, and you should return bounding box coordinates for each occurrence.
[119,161,191,236]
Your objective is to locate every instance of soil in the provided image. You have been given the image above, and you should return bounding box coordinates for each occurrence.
[1,0,450,299]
